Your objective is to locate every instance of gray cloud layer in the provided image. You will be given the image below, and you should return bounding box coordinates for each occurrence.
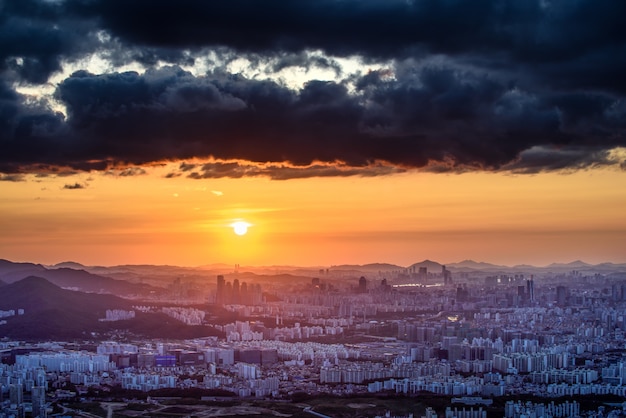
[1,0,625,177]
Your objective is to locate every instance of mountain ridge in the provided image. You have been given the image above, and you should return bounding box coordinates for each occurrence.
[2,258,626,279]
[0,276,222,340]
[0,261,158,295]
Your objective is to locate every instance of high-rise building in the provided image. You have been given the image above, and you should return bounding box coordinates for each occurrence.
[225,282,233,305]
[442,265,452,285]
[9,383,23,406]
[358,276,367,293]
[35,368,47,390]
[526,277,535,302]
[556,285,568,306]
[254,284,262,305]
[32,386,46,418]
[456,286,468,302]
[216,275,225,305]
[240,281,248,305]
[233,279,240,304]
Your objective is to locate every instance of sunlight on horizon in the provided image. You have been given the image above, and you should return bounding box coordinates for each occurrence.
[1,162,625,267]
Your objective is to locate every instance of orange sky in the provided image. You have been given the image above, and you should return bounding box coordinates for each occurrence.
[2,163,625,267]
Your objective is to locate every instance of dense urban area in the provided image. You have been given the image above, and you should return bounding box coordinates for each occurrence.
[2,259,626,417]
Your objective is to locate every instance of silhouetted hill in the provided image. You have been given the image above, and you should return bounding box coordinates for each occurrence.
[362,263,404,271]
[0,276,132,339]
[0,266,48,283]
[0,259,46,278]
[330,263,403,272]
[546,260,592,269]
[0,276,133,314]
[0,260,157,295]
[51,261,86,269]
[37,267,154,294]
[446,260,506,270]
[408,260,443,272]
[513,264,537,270]
[0,277,222,340]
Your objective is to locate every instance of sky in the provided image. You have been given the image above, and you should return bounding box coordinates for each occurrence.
[1,0,625,267]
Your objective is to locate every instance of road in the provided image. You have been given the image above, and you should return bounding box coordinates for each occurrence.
[303,406,333,418]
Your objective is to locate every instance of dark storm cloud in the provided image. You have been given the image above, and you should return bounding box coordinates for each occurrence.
[1,0,626,177]
[67,0,626,63]
[2,64,626,174]
[503,146,626,174]
[0,79,69,173]
[173,161,404,180]
[103,167,147,177]
[268,52,343,77]
[63,0,626,93]
[0,0,100,84]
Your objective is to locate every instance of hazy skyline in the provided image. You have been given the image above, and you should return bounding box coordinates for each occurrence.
[1,0,625,267]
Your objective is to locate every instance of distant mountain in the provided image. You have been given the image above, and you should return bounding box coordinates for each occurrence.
[0,260,157,295]
[362,263,404,271]
[30,267,153,294]
[408,260,444,272]
[512,264,539,270]
[330,263,403,272]
[0,276,133,314]
[0,266,48,283]
[546,260,593,269]
[0,276,221,340]
[0,276,131,339]
[596,262,626,270]
[85,263,222,287]
[446,260,506,270]
[0,259,46,277]
[51,261,86,269]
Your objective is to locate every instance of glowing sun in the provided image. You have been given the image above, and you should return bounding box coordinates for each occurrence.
[231,221,250,236]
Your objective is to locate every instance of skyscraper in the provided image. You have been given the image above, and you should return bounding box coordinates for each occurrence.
[216,275,225,305]
[442,265,452,285]
[556,286,568,306]
[358,276,367,293]
[32,386,46,418]
[233,278,240,304]
[240,281,248,305]
[9,383,23,406]
[526,277,535,303]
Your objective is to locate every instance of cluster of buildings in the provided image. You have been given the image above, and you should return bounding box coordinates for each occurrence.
[161,307,205,325]
[0,311,23,320]
[215,275,263,305]
[2,267,626,417]
[99,309,135,322]
[218,320,344,342]
[0,310,23,327]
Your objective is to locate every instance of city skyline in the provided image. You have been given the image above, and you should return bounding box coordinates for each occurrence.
[2,249,626,417]
[1,1,625,267]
